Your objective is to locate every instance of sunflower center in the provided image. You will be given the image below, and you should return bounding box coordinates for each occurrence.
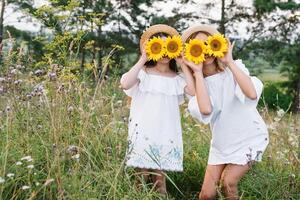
[210,40,221,51]
[190,45,203,57]
[151,42,162,54]
[167,41,178,53]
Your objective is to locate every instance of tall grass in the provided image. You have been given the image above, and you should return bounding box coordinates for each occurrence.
[0,43,299,200]
[0,67,299,199]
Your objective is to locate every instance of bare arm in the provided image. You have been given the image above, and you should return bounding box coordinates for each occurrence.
[227,61,257,99]
[183,59,212,115]
[218,40,257,100]
[176,57,195,96]
[120,51,147,90]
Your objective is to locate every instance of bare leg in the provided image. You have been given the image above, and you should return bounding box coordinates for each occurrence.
[199,164,225,200]
[135,168,150,190]
[221,164,251,200]
[152,170,167,198]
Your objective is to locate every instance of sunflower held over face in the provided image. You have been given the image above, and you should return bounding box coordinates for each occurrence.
[184,39,207,64]
[145,37,166,61]
[206,34,228,58]
[165,35,183,59]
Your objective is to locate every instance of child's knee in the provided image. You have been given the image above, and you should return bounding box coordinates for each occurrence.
[221,176,238,192]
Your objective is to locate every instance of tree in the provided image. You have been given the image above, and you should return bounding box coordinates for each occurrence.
[252,0,300,112]
[279,40,300,112]
[0,0,36,63]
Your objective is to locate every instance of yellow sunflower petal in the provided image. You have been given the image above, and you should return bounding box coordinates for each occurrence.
[184,39,207,64]
[145,37,166,61]
[206,34,228,58]
[165,35,183,59]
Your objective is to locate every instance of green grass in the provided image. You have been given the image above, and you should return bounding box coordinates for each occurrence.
[259,69,287,82]
[0,73,299,200]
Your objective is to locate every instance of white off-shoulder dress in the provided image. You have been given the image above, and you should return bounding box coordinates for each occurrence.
[122,69,186,171]
[188,59,269,165]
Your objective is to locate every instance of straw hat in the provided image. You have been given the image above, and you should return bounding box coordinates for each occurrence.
[140,24,179,52]
[181,25,219,43]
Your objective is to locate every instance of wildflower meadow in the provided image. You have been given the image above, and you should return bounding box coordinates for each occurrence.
[0,0,300,199]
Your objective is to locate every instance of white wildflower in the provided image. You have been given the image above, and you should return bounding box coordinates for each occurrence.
[34,69,44,76]
[67,106,74,112]
[277,109,285,118]
[5,106,11,112]
[7,173,15,178]
[71,154,80,160]
[27,165,34,169]
[22,185,30,190]
[116,100,122,105]
[10,69,18,75]
[0,177,5,183]
[14,80,23,85]
[16,161,22,165]
[21,156,33,162]
[21,156,31,161]
[289,173,296,178]
[0,77,6,82]
[16,64,24,69]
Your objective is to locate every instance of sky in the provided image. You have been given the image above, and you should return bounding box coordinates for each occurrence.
[3,0,49,32]
[2,0,252,33]
[2,0,299,40]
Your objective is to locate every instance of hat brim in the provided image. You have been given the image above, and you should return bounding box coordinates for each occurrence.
[181,25,220,43]
[140,24,179,52]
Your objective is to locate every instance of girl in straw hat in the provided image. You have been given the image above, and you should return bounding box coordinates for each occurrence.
[120,24,195,197]
[182,25,269,200]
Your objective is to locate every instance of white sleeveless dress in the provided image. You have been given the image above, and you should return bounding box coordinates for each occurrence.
[122,69,186,171]
[188,59,269,165]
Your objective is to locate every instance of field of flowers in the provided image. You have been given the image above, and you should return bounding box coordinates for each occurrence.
[0,51,299,200]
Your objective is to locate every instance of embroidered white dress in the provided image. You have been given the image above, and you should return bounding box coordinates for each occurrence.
[122,69,186,171]
[188,59,269,165]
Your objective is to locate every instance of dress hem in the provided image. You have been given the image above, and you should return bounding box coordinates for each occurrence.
[207,158,262,166]
[125,163,183,172]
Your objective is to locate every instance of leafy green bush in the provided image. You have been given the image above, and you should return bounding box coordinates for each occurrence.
[259,81,293,110]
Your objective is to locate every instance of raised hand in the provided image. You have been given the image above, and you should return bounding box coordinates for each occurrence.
[120,42,148,89]
[182,57,203,73]
[218,38,235,66]
[175,56,184,66]
[176,55,196,96]
[140,41,148,63]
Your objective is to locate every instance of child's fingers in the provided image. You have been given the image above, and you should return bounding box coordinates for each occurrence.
[226,37,231,45]
[182,57,189,65]
[180,52,184,57]
[184,59,196,67]
[231,40,235,49]
[226,37,235,50]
